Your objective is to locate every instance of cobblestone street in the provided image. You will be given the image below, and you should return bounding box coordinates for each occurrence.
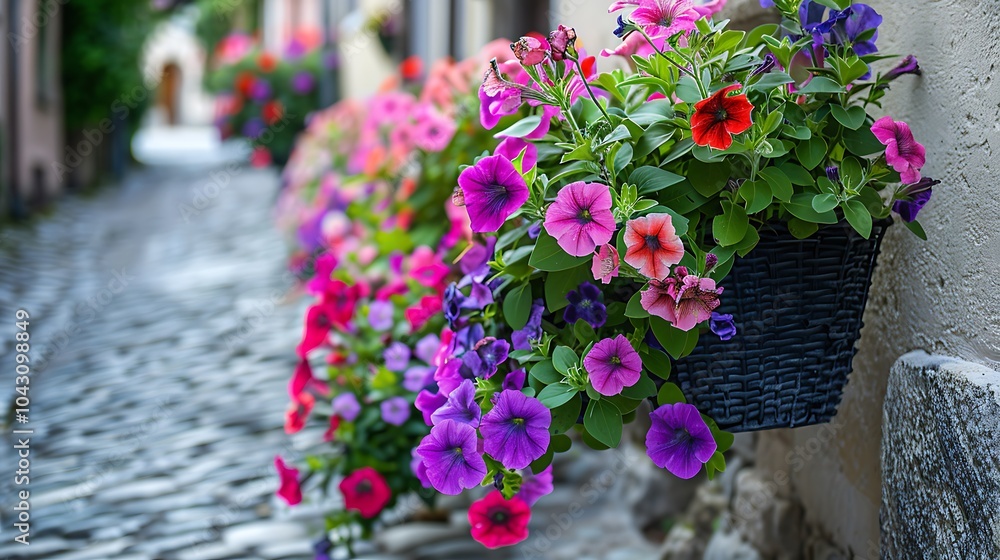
[0,165,668,560]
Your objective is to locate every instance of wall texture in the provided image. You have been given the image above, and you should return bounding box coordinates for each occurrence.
[757,0,1000,556]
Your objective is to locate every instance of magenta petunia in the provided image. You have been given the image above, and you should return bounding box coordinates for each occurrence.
[641,267,722,331]
[628,0,700,39]
[275,456,303,505]
[645,403,717,479]
[543,182,616,257]
[583,335,643,396]
[871,116,926,184]
[479,60,523,129]
[494,136,538,171]
[516,464,553,506]
[479,390,551,470]
[458,155,529,233]
[416,419,488,495]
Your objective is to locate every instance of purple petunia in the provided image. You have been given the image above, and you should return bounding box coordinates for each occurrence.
[502,369,527,391]
[291,71,315,94]
[380,396,411,426]
[461,337,510,379]
[249,78,272,102]
[495,137,538,171]
[710,312,737,341]
[332,393,361,422]
[511,299,545,351]
[383,342,411,372]
[414,334,441,364]
[368,300,394,331]
[646,403,717,479]
[583,335,643,396]
[416,419,488,495]
[431,379,482,427]
[564,282,607,328]
[479,60,522,129]
[892,177,939,222]
[517,465,553,506]
[403,365,434,392]
[457,155,529,233]
[415,389,448,426]
[479,390,551,470]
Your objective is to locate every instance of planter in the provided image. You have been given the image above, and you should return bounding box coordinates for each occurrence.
[671,219,892,432]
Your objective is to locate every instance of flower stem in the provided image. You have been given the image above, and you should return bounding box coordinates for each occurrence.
[571,57,613,124]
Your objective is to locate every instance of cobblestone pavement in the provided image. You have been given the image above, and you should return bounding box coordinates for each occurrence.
[0,165,670,560]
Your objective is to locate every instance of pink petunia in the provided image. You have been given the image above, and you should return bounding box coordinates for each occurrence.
[494,137,538,171]
[591,243,620,284]
[641,267,723,331]
[275,456,303,505]
[409,246,450,288]
[623,213,685,280]
[871,116,926,184]
[584,334,643,396]
[543,182,616,257]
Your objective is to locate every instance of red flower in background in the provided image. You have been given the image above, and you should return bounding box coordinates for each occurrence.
[400,55,424,81]
[262,100,284,125]
[257,51,277,72]
[236,71,255,96]
[468,491,531,548]
[323,415,341,442]
[250,147,272,168]
[405,294,443,331]
[284,392,315,434]
[275,456,302,505]
[690,84,753,150]
[288,359,330,399]
[339,467,392,518]
[320,280,363,324]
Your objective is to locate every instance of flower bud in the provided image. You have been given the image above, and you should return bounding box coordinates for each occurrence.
[826,166,840,183]
[884,55,920,81]
[705,253,718,272]
[511,36,548,66]
[548,25,577,61]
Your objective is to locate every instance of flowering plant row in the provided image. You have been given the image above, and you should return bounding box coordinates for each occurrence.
[209,32,329,166]
[273,43,526,553]
[406,0,931,549]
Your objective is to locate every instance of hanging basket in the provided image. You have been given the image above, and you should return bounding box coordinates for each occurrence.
[671,219,892,432]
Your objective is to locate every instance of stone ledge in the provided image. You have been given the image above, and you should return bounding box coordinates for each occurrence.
[881,351,1000,559]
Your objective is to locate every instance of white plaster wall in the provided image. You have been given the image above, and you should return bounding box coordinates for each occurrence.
[764,0,1000,556]
[338,0,398,99]
[142,14,216,127]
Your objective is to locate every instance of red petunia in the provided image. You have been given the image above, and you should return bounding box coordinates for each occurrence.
[623,213,685,280]
[339,467,392,518]
[284,392,315,434]
[468,491,531,548]
[275,456,302,506]
[262,100,284,125]
[690,84,754,150]
[257,52,277,72]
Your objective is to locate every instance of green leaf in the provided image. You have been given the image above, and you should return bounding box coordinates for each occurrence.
[705,451,726,480]
[903,219,927,240]
[779,163,815,186]
[529,229,589,272]
[625,290,650,318]
[494,116,542,138]
[795,136,828,170]
[584,398,623,448]
[544,263,592,312]
[573,320,597,345]
[551,433,573,453]
[675,75,702,103]
[759,167,793,202]
[811,193,840,213]
[503,283,534,330]
[642,348,673,380]
[621,374,657,399]
[712,29,745,56]
[650,317,695,360]
[612,143,633,178]
[840,156,865,190]
[747,71,795,92]
[783,193,838,224]
[591,74,625,104]
[844,125,885,156]
[687,160,731,197]
[550,393,582,434]
[629,165,686,195]
[635,123,675,159]
[739,179,773,214]
[787,217,819,239]
[797,76,845,94]
[530,447,555,473]
[537,382,579,408]
[735,226,760,257]
[656,382,686,406]
[830,104,866,130]
[841,199,873,238]
[713,201,749,247]
[552,346,579,375]
[531,360,563,384]
[812,0,851,9]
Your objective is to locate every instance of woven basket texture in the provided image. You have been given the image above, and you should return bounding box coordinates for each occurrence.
[670,219,892,432]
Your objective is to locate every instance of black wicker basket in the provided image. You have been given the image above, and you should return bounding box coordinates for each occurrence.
[670,219,892,432]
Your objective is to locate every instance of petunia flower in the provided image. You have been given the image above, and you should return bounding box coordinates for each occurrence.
[403,365,435,392]
[380,396,411,426]
[543,182,617,257]
[275,456,302,505]
[291,71,315,94]
[690,84,754,150]
[415,333,441,363]
[564,282,608,328]
[331,392,361,422]
[871,116,926,184]
[494,137,538,171]
[512,36,548,66]
[323,415,341,442]
[339,467,392,518]
[623,213,685,280]
[411,448,432,488]
[884,54,920,81]
[641,267,723,331]
[709,312,737,340]
[479,59,523,129]
[892,177,939,222]
[468,491,532,549]
[383,341,412,372]
[458,155,529,233]
[584,334,643,396]
[461,337,510,379]
[409,246,450,288]
[413,110,457,152]
[511,299,545,351]
[288,359,330,400]
[479,390,551,470]
[628,0,700,40]
[415,388,449,426]
[431,379,482,427]
[284,393,315,434]
[592,243,620,284]
[305,253,339,296]
[646,403,717,479]
[416,419,489,495]
[405,294,443,331]
[517,465,553,506]
[503,369,527,391]
[367,300,394,331]
[548,25,577,61]
[822,3,882,57]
